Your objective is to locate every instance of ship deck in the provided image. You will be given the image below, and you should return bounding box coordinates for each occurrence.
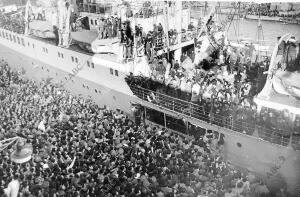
[28,35,122,64]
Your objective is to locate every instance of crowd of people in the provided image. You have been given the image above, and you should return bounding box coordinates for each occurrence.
[126,28,300,149]
[246,4,280,17]
[96,16,120,40]
[0,60,287,197]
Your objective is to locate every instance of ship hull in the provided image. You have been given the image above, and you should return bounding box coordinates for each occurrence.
[0,35,300,195]
[0,42,138,117]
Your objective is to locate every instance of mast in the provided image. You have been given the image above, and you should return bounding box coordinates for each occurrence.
[24,0,31,35]
[257,4,265,58]
[174,1,182,62]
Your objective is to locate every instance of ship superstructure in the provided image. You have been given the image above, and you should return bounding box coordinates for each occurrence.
[0,0,300,195]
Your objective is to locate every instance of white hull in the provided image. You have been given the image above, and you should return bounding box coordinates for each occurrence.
[0,29,300,195]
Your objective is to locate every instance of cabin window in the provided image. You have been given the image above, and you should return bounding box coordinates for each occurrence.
[87,61,90,67]
[115,70,118,76]
[21,38,25,46]
[32,43,35,48]
[75,57,78,63]
[82,84,85,88]
[95,20,97,25]
[91,62,94,68]
[71,56,74,62]
[110,68,113,75]
[90,19,93,25]
[61,53,64,58]
[94,89,97,93]
[58,52,61,57]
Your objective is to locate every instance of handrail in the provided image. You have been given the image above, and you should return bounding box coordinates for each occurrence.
[129,84,299,150]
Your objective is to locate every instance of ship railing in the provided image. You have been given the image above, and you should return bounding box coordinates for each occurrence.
[152,30,198,51]
[130,85,299,150]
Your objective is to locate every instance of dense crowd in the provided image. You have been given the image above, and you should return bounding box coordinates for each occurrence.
[0,60,286,197]
[126,29,300,148]
[246,4,280,17]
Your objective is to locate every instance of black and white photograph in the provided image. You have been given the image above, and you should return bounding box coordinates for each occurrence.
[0,0,300,196]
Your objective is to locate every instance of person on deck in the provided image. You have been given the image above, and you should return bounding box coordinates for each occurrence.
[98,18,104,39]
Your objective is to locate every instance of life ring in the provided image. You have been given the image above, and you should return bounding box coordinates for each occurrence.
[147,92,156,103]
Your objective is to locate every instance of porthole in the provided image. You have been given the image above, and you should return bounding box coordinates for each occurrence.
[237,142,242,148]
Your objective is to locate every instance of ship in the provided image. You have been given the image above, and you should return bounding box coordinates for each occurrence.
[0,0,299,195]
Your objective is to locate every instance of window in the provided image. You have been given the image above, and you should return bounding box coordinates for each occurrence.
[82,84,85,88]
[115,70,118,76]
[94,89,98,93]
[110,68,113,75]
[71,56,74,62]
[95,20,98,25]
[87,61,90,67]
[75,58,78,63]
[21,38,25,46]
[90,19,93,25]
[91,62,94,68]
[58,52,64,58]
